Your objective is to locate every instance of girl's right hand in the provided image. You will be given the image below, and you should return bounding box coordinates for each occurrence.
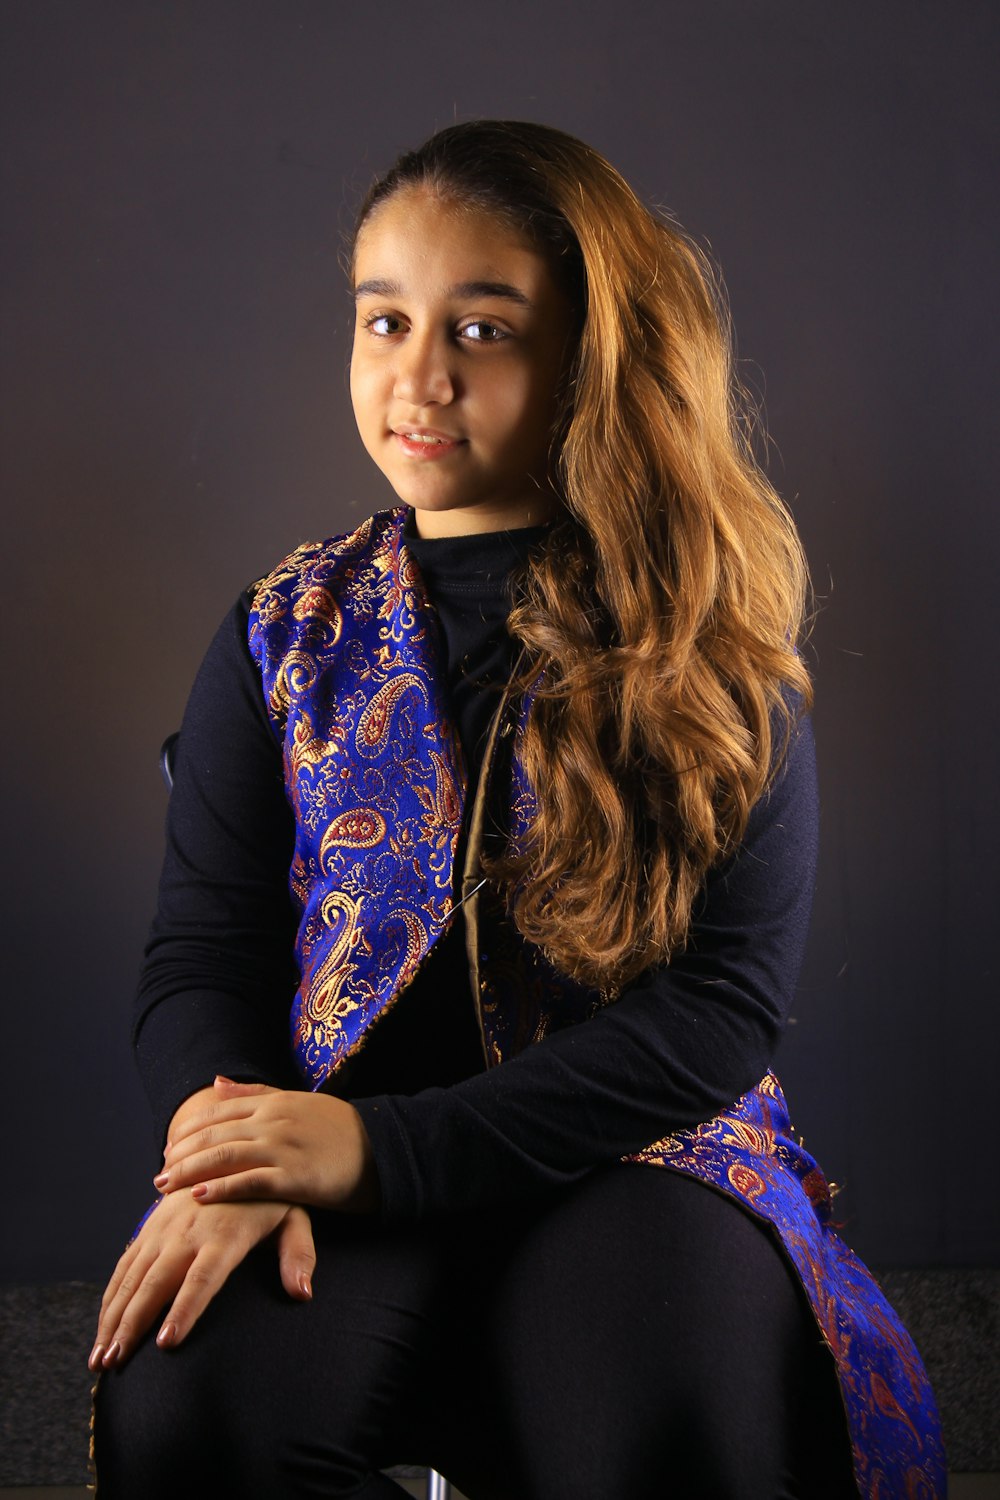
[89,1191,316,1371]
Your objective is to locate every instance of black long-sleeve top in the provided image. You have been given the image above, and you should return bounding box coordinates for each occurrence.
[134,521,818,1223]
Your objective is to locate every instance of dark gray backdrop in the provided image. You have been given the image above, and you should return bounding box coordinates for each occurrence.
[2,0,997,1282]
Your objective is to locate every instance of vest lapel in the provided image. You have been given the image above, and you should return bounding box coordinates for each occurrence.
[250,509,467,1086]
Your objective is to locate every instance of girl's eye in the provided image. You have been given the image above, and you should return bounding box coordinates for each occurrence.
[363,313,404,336]
[460,320,506,343]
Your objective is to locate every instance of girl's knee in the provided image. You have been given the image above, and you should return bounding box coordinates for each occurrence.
[93,1361,218,1496]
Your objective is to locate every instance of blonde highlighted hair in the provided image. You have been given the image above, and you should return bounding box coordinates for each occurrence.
[355,121,812,990]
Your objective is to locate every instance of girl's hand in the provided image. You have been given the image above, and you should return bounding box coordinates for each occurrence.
[89,1192,315,1371]
[155,1078,379,1214]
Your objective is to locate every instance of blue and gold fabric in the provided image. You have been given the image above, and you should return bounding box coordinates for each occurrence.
[249,506,945,1498]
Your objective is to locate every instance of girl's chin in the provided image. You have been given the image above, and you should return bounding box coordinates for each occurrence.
[405,497,559,538]
[407,506,507,538]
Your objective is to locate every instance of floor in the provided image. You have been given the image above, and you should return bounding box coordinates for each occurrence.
[1,1482,997,1499]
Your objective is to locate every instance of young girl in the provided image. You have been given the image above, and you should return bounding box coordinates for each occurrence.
[92,120,943,1498]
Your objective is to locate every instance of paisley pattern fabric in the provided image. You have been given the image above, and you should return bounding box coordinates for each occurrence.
[250,514,465,1081]
[248,510,600,1080]
[630,1077,946,1496]
[249,506,945,1497]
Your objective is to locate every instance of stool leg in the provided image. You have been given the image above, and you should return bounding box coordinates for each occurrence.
[426,1469,452,1500]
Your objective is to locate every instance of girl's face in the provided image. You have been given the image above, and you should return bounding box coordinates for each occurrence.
[350,187,575,537]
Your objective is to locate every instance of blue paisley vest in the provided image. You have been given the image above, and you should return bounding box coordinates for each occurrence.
[248,507,945,1499]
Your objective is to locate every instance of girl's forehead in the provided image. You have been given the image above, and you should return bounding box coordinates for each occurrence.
[353,188,537,278]
[359,183,510,234]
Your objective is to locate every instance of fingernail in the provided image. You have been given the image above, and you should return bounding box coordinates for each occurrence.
[102,1339,121,1367]
[88,1342,105,1371]
[153,1171,168,1189]
[191,1183,208,1200]
[215,1074,235,1084]
[156,1321,177,1348]
[298,1273,313,1299]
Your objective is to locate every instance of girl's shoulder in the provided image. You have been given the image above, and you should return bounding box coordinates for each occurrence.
[249,507,405,615]
[245,508,429,710]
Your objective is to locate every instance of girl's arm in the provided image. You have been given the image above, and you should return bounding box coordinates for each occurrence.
[93,596,312,1369]
[133,592,302,1146]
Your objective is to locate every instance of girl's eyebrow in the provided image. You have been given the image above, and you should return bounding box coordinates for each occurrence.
[450,280,533,306]
[353,277,533,307]
[353,278,399,300]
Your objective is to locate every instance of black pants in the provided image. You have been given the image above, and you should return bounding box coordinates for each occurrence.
[94,1166,856,1499]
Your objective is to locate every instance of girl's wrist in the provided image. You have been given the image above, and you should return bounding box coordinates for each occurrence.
[336,1101,381,1215]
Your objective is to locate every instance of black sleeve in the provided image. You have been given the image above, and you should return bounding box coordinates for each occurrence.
[353,714,819,1222]
[133,593,301,1146]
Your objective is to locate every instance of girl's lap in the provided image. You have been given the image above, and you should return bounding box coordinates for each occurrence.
[95,1166,854,1499]
[431,1167,854,1499]
[95,1208,447,1494]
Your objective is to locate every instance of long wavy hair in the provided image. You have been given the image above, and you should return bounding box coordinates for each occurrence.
[354,120,812,991]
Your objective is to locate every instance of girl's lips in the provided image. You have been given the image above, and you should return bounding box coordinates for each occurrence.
[393,429,465,459]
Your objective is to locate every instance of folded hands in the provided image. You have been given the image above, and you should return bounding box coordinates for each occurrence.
[90,1078,378,1372]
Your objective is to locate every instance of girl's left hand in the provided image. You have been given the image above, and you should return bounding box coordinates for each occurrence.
[155,1078,379,1214]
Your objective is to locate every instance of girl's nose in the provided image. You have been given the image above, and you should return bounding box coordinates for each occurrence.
[393,331,455,406]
